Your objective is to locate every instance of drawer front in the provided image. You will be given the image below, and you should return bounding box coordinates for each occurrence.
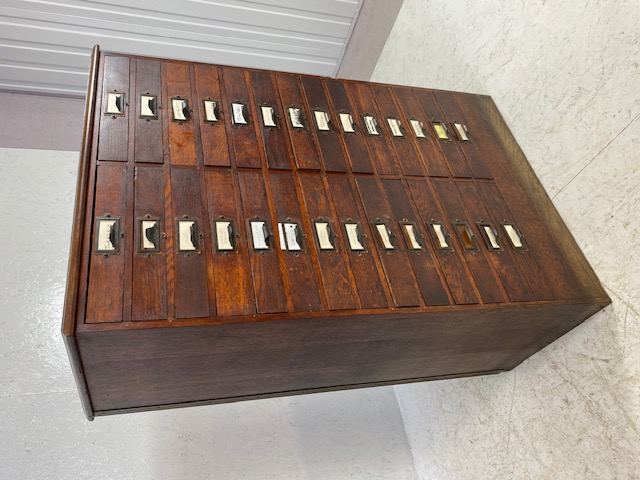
[80,53,602,326]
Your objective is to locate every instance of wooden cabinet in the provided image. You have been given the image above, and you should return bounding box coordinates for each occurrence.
[62,47,610,420]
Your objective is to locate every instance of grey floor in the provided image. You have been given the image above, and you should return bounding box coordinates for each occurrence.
[1,1,639,479]
[373,0,640,478]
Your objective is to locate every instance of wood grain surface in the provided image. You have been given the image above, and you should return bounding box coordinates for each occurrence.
[194,64,230,167]
[64,50,610,419]
[97,55,129,162]
[133,58,163,164]
[300,76,349,172]
[324,79,374,173]
[222,67,261,168]
[275,73,321,171]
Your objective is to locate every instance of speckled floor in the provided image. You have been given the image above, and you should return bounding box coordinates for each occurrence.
[373,1,640,478]
[1,1,639,478]
[0,147,417,479]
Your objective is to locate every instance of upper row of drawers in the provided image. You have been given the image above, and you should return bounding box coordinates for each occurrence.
[95,55,493,179]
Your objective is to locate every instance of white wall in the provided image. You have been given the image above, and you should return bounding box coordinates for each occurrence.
[0,0,365,96]
[374,1,640,478]
[0,147,419,480]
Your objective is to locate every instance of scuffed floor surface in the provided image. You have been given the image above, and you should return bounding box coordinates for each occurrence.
[0,148,419,480]
[373,0,640,478]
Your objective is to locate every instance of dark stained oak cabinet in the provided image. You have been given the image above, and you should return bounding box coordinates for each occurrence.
[62,47,610,420]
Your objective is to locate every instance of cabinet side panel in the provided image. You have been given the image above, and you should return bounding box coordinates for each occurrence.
[62,45,101,420]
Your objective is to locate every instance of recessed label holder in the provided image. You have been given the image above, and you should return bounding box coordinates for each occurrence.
[249,219,271,251]
[176,217,200,254]
[171,97,190,122]
[374,220,395,251]
[502,222,527,250]
[95,215,121,255]
[214,218,236,252]
[203,99,220,123]
[429,220,454,251]
[139,94,158,119]
[314,220,335,251]
[138,216,161,254]
[453,220,479,251]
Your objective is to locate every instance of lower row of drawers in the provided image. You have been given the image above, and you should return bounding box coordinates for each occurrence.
[84,164,556,324]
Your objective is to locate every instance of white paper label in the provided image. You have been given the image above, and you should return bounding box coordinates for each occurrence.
[250,221,269,250]
[289,108,304,128]
[140,95,155,117]
[283,222,301,251]
[261,106,276,127]
[106,93,123,115]
[277,222,287,250]
[232,103,247,124]
[376,224,394,250]
[433,122,449,139]
[178,220,196,251]
[453,122,469,141]
[410,119,426,138]
[483,225,500,249]
[433,223,450,249]
[97,219,117,251]
[404,224,422,250]
[315,222,334,250]
[314,111,330,131]
[387,118,403,137]
[345,223,364,251]
[339,113,355,133]
[504,224,523,248]
[215,221,234,251]
[364,115,380,135]
[141,220,158,250]
[204,100,218,122]
[172,99,188,121]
